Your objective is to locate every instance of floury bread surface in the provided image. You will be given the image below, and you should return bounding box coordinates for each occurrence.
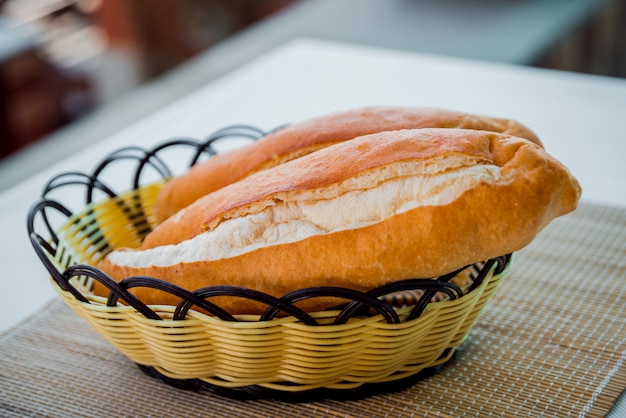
[99,128,581,314]
[154,107,542,223]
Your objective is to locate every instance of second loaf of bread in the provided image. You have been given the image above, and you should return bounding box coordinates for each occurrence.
[153,106,542,223]
[98,128,581,314]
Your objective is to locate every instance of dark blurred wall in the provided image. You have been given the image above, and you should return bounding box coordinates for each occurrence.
[94,0,296,79]
[535,0,626,78]
[0,0,295,160]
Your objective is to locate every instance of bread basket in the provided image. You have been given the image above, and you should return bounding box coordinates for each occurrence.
[27,125,512,401]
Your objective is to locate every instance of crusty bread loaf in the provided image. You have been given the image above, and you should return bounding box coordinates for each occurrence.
[154,107,542,223]
[98,128,581,314]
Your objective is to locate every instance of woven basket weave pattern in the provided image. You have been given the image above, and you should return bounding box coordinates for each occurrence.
[27,131,511,396]
[46,183,508,391]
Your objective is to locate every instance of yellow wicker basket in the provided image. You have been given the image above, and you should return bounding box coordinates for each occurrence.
[27,127,512,400]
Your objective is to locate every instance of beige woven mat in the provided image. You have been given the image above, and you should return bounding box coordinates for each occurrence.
[1,202,625,418]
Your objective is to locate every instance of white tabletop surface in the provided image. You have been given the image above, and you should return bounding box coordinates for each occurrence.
[1,38,625,334]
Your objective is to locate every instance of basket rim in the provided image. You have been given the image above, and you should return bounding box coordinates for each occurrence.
[49,255,512,328]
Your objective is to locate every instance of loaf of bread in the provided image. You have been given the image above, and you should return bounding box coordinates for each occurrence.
[98,127,581,314]
[154,107,542,223]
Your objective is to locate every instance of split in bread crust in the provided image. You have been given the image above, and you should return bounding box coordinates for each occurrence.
[154,106,542,223]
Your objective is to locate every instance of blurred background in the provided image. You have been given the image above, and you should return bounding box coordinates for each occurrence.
[0,0,295,160]
[0,0,624,190]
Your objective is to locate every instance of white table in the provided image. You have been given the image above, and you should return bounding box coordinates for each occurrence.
[1,38,625,335]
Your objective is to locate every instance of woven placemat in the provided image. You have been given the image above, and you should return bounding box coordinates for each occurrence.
[1,202,625,417]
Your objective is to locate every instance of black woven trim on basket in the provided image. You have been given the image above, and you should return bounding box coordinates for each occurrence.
[26,125,269,303]
[267,286,401,324]
[55,254,509,326]
[176,286,318,325]
[337,277,464,324]
[136,348,455,402]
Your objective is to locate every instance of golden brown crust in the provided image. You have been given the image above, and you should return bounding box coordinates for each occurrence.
[98,128,581,314]
[144,128,496,248]
[154,107,541,223]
